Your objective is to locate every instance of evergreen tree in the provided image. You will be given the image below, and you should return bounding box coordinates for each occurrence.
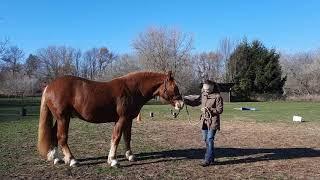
[227,39,286,98]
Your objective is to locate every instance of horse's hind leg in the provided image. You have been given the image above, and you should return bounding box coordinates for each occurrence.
[47,122,61,165]
[56,115,78,167]
[123,120,135,161]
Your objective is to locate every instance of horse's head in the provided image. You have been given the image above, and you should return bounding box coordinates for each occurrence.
[158,71,184,110]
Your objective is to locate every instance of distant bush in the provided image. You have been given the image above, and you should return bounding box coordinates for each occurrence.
[250,93,285,101]
[286,94,320,102]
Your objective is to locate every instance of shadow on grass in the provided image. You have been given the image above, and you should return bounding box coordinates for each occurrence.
[77,147,320,167]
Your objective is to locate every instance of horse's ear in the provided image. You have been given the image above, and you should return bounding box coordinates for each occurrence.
[167,71,173,80]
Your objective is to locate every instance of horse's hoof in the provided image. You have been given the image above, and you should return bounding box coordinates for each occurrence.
[128,155,135,162]
[47,147,58,161]
[53,158,61,165]
[69,159,79,167]
[110,159,118,167]
[125,151,135,162]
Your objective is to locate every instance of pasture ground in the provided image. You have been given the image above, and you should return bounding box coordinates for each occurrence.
[1,100,320,179]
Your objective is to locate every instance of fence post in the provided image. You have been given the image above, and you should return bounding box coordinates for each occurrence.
[21,107,27,116]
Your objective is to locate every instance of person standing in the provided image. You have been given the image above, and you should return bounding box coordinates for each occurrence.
[184,80,223,167]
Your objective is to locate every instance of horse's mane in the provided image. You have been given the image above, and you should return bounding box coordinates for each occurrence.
[119,71,166,81]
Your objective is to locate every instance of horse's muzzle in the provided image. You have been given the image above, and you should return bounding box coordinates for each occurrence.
[174,100,184,110]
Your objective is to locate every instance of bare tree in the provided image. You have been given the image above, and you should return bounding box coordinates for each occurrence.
[1,46,24,76]
[25,54,41,77]
[133,26,193,75]
[60,47,77,75]
[81,47,116,80]
[193,51,223,82]
[37,46,79,80]
[103,54,141,79]
[174,59,199,94]
[37,46,62,79]
[97,47,116,79]
[82,48,99,80]
[74,49,82,76]
[217,37,238,82]
[0,38,9,59]
[281,50,320,96]
[0,71,39,96]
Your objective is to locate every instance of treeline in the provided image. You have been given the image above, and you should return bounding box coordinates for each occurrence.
[1,27,319,100]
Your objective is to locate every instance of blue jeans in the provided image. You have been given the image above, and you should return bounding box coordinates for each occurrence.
[202,129,217,163]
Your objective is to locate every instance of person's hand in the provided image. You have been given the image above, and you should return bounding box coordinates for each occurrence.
[183,99,191,105]
[201,107,205,113]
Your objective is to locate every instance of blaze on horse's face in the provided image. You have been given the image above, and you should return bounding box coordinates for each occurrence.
[159,71,184,110]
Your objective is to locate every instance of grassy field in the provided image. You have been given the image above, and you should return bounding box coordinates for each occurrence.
[141,101,320,123]
[0,99,320,179]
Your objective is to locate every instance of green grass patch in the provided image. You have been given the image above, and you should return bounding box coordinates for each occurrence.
[222,101,320,123]
[140,101,320,123]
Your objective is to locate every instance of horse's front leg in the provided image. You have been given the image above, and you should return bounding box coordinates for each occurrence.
[108,117,125,167]
[123,119,135,162]
[56,115,78,167]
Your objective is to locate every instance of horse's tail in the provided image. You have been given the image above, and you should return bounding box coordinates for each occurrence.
[38,86,54,158]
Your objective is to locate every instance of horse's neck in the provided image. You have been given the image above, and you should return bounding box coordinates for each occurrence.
[136,74,165,100]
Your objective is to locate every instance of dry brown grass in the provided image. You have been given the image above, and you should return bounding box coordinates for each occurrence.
[1,118,320,179]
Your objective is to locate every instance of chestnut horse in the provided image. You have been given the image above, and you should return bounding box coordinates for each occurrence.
[38,71,184,167]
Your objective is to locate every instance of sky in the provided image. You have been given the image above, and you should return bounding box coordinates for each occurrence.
[1,0,320,56]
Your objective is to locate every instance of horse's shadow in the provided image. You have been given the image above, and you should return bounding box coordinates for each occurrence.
[77,147,320,167]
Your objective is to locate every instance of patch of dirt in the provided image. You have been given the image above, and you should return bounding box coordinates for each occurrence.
[2,120,320,179]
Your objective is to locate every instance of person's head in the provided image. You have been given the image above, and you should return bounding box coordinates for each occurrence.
[202,80,220,94]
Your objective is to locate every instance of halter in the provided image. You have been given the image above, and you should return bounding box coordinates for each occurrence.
[162,79,181,101]
[163,79,168,95]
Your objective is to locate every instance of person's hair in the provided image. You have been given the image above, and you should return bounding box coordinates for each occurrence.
[203,80,220,93]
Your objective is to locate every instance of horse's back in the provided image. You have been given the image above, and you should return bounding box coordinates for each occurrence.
[46,76,90,100]
[44,76,122,122]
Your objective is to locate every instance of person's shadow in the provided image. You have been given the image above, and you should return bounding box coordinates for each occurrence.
[77,147,320,167]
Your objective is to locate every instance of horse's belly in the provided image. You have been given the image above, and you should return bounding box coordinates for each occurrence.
[77,110,118,123]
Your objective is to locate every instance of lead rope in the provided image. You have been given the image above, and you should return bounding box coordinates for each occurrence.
[187,106,212,126]
[174,105,211,127]
[171,95,212,127]
[185,105,201,126]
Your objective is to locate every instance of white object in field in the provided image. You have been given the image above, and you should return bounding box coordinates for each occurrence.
[293,115,304,122]
[233,107,257,111]
[184,95,201,101]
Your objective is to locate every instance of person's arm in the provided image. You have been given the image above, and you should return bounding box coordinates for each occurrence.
[183,95,201,107]
[210,96,223,115]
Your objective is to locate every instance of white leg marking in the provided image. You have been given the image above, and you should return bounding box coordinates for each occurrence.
[64,156,71,164]
[47,147,58,161]
[69,159,78,167]
[108,141,118,167]
[53,158,60,165]
[125,150,135,161]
